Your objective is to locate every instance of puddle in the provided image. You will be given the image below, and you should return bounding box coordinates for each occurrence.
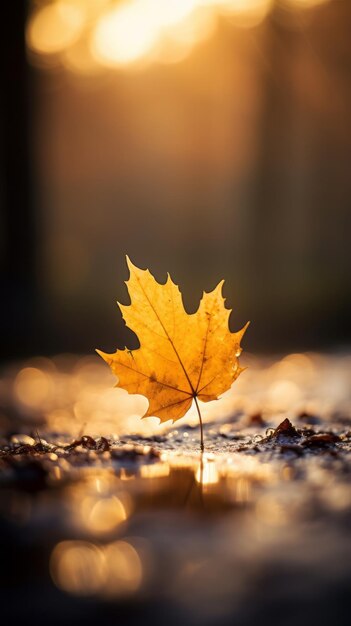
[1,353,351,625]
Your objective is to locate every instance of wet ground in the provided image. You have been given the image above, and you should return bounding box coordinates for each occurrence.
[1,352,351,626]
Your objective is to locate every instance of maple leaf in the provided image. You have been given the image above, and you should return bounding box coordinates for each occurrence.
[97,257,249,450]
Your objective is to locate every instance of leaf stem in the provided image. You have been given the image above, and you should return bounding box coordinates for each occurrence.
[193,395,204,452]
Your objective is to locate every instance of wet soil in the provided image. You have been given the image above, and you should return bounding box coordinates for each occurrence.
[1,354,351,626]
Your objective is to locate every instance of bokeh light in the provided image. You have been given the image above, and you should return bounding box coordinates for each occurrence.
[92,2,158,67]
[26,0,332,71]
[50,541,106,595]
[14,367,54,411]
[26,2,85,55]
[50,539,143,597]
[80,494,128,534]
[103,541,143,596]
[5,351,350,438]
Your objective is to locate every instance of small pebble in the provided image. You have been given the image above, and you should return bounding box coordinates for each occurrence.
[10,434,35,446]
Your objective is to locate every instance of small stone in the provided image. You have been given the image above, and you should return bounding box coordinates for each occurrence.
[10,434,35,446]
[272,418,300,439]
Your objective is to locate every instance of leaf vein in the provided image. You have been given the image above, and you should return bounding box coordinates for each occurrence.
[115,358,191,396]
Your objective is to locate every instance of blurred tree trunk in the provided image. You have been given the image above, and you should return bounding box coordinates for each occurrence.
[247,1,351,350]
[0,0,38,358]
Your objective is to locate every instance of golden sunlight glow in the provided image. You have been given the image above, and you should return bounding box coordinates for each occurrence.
[65,0,110,18]
[284,0,329,8]
[195,460,219,485]
[92,3,158,66]
[141,0,199,28]
[267,379,302,410]
[140,462,171,478]
[27,2,85,55]
[63,37,101,74]
[152,5,217,65]
[232,476,251,502]
[26,0,332,72]
[212,0,274,28]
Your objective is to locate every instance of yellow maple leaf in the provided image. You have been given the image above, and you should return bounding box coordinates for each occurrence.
[97,257,249,450]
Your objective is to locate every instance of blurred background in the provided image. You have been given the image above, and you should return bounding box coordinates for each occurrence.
[1,0,351,360]
[2,6,351,624]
